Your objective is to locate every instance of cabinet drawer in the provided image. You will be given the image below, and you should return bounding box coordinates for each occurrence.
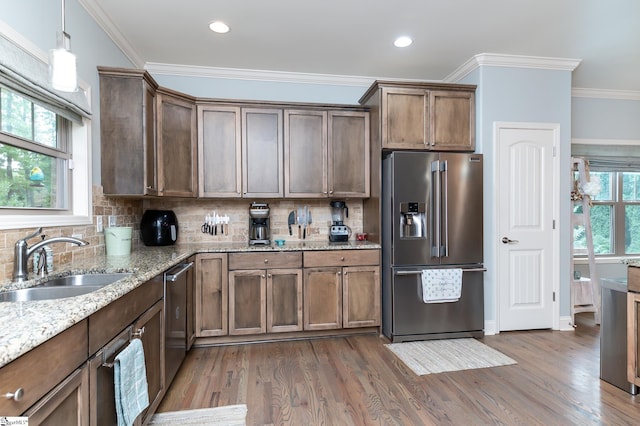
[0,319,88,416]
[229,252,302,270]
[304,250,379,268]
[88,274,163,354]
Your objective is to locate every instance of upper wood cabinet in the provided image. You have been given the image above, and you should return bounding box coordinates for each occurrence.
[156,89,198,197]
[99,67,197,197]
[197,105,242,198]
[198,105,283,198]
[360,81,476,151]
[284,109,370,198]
[242,108,284,198]
[99,67,159,196]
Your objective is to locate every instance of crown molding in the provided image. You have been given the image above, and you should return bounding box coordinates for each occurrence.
[445,53,581,83]
[145,62,377,87]
[571,87,640,101]
[77,0,144,68]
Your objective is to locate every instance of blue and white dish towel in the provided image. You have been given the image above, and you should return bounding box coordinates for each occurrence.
[114,338,150,426]
[421,268,463,303]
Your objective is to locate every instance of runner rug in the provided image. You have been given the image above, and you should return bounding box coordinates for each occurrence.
[149,404,247,426]
[385,338,517,376]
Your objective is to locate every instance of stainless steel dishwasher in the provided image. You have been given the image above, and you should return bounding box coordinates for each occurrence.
[164,262,193,387]
[600,277,638,394]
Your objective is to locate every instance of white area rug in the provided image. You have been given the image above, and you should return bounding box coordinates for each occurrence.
[386,338,517,376]
[149,404,247,426]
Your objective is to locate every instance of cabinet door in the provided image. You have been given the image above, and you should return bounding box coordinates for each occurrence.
[267,268,303,333]
[429,90,475,151]
[99,70,158,196]
[243,108,284,197]
[628,292,640,386]
[381,87,429,149]
[24,366,89,426]
[304,267,342,330]
[198,105,242,197]
[229,270,266,335]
[133,300,165,424]
[328,111,370,198]
[284,109,328,197]
[157,92,197,197]
[195,253,228,337]
[343,266,380,328]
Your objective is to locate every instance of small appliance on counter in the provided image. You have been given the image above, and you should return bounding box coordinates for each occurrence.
[140,210,178,246]
[249,202,270,245]
[329,200,350,242]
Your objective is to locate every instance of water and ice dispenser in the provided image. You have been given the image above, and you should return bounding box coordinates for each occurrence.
[399,202,425,238]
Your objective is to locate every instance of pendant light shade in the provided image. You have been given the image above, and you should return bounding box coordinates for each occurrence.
[50,0,77,92]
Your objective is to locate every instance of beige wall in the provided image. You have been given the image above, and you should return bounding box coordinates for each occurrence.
[0,191,363,285]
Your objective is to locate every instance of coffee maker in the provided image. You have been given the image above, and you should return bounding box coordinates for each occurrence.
[249,202,270,245]
[329,200,350,242]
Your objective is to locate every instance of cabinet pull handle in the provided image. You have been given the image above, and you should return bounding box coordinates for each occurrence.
[132,327,145,339]
[5,388,24,401]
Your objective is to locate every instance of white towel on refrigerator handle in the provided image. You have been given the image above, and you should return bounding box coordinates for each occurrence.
[421,268,463,303]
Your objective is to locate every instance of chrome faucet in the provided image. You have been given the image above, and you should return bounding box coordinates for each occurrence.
[13,227,89,282]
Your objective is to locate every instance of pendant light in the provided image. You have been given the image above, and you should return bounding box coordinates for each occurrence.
[49,0,77,92]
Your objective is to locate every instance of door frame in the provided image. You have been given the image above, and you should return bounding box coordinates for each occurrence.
[494,121,561,331]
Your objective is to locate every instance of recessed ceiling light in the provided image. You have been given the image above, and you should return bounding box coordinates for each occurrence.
[394,36,413,48]
[209,21,230,34]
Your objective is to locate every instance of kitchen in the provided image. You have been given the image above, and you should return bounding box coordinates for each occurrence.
[2,1,640,424]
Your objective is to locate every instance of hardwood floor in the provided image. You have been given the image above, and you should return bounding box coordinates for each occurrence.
[158,314,640,425]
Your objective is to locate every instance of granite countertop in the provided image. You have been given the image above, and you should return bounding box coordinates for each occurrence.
[0,240,379,368]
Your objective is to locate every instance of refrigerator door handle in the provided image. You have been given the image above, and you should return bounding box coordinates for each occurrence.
[441,160,449,257]
[431,160,441,257]
[395,270,423,276]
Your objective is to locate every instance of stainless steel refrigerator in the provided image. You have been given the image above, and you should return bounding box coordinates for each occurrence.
[382,151,484,342]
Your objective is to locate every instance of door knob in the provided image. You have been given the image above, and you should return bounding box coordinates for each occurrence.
[502,237,519,244]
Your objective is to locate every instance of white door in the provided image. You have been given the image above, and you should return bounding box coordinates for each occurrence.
[496,123,558,331]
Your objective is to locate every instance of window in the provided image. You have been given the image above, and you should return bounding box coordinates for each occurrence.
[573,171,640,256]
[0,86,70,209]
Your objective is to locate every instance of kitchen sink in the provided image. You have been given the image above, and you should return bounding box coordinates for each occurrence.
[0,272,132,302]
[39,272,132,287]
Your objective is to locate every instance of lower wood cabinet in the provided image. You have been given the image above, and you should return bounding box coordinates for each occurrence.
[192,248,379,342]
[304,250,380,331]
[628,290,640,386]
[23,365,89,426]
[135,300,165,424]
[228,252,303,335]
[195,253,229,337]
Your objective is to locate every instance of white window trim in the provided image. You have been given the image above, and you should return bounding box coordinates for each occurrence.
[0,21,92,230]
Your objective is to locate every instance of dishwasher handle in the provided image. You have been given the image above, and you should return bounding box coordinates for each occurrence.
[165,262,194,282]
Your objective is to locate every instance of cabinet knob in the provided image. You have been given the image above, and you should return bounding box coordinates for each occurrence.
[262,274,266,279]
[264,259,268,264]
[5,388,24,401]
[337,271,342,276]
[132,327,145,338]
[329,190,334,194]
[341,257,345,261]
[267,273,272,278]
[146,185,153,190]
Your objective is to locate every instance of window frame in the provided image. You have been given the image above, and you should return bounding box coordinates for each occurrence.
[0,23,92,230]
[575,170,640,259]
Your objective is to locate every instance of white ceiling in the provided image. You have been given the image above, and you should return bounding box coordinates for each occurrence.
[86,0,640,93]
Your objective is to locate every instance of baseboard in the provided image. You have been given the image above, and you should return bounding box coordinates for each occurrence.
[484,320,497,335]
[559,316,574,331]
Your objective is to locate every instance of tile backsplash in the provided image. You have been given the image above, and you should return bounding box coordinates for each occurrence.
[0,187,363,285]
